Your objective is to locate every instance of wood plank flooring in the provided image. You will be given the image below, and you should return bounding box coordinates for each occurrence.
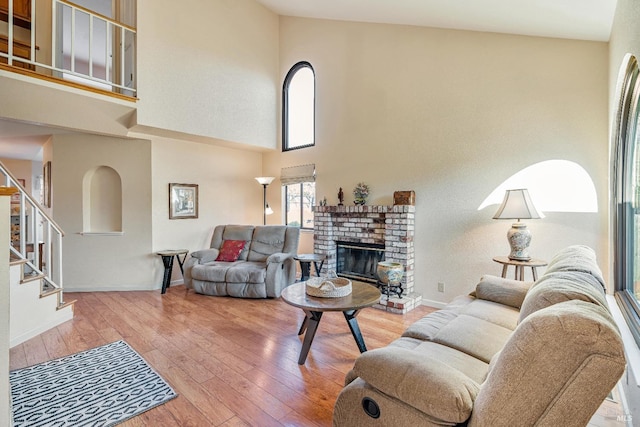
[9,285,628,426]
[10,285,435,426]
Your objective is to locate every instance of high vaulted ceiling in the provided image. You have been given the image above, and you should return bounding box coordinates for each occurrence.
[254,0,618,42]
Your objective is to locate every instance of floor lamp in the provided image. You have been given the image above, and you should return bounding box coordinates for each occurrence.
[255,177,275,225]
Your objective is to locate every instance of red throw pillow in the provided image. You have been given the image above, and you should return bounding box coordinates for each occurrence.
[215,240,246,262]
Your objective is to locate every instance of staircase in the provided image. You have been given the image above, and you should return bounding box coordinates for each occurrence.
[1,161,74,347]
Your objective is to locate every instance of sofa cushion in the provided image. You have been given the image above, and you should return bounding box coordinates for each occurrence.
[519,271,608,322]
[211,225,254,261]
[225,262,267,284]
[216,240,246,262]
[247,226,288,262]
[191,262,232,282]
[433,314,513,363]
[460,299,520,331]
[403,295,474,341]
[354,347,480,423]
[544,245,605,291]
[474,275,533,309]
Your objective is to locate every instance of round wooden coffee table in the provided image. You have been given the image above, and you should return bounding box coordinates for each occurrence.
[281,281,381,364]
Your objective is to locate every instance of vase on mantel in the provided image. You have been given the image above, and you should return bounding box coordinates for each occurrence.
[353,182,369,206]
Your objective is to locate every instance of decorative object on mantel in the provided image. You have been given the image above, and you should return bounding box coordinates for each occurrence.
[338,187,344,206]
[493,188,543,261]
[169,183,198,219]
[394,190,415,206]
[353,182,369,205]
[305,271,352,298]
[319,197,327,206]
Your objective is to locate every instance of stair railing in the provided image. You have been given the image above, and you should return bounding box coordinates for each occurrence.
[1,161,65,307]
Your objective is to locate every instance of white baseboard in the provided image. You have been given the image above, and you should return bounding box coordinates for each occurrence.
[420,298,447,309]
[64,280,184,292]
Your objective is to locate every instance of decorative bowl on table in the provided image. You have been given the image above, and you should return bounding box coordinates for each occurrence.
[376,261,404,284]
[305,272,352,298]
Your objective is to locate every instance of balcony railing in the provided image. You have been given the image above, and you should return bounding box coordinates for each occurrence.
[0,0,136,96]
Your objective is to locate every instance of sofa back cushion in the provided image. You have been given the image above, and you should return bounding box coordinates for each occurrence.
[518,245,607,322]
[211,225,254,261]
[519,271,608,322]
[247,226,296,262]
[543,245,606,290]
[469,301,625,427]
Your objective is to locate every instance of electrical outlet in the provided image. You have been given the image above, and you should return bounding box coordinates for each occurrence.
[438,282,445,293]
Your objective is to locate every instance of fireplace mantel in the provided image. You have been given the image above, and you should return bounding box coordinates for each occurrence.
[313,204,420,313]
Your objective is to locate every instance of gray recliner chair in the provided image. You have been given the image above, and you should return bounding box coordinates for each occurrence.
[183,224,300,298]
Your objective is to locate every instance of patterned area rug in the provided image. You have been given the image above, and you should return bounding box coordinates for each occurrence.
[10,340,177,426]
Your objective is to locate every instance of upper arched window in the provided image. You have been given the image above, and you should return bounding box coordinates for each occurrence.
[283,62,315,151]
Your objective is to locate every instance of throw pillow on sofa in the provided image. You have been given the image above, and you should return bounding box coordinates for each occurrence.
[216,240,246,262]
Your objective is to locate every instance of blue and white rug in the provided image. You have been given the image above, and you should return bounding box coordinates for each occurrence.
[10,340,177,426]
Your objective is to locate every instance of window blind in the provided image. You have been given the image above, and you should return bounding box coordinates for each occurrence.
[281,164,316,186]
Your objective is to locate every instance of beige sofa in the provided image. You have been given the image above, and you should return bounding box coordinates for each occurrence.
[183,225,300,298]
[333,245,626,426]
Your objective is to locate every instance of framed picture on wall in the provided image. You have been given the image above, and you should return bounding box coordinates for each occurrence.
[11,179,25,204]
[169,183,198,219]
[43,162,51,208]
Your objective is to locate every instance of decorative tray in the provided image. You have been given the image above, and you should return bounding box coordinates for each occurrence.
[305,275,352,298]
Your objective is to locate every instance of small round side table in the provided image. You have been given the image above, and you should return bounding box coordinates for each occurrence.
[492,256,547,281]
[294,254,326,281]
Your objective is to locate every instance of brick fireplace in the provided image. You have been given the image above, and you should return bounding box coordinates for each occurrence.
[313,205,421,313]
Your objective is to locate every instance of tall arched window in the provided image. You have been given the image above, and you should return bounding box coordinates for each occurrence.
[283,61,315,151]
[612,53,640,347]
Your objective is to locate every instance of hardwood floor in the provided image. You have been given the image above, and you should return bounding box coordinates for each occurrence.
[10,285,435,426]
[9,285,629,426]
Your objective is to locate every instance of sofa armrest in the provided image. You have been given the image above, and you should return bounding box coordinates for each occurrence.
[266,252,293,264]
[354,347,480,423]
[190,248,220,264]
[473,274,533,309]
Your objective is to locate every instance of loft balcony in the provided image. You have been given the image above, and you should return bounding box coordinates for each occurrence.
[0,0,136,100]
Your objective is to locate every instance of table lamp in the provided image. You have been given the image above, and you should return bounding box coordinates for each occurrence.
[493,189,542,261]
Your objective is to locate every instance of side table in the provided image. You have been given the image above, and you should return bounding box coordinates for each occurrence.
[492,256,547,281]
[156,249,189,294]
[294,254,326,281]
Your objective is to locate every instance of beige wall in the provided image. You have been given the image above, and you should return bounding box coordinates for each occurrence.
[266,17,609,306]
[135,0,279,149]
[0,158,33,193]
[51,133,153,291]
[145,134,264,283]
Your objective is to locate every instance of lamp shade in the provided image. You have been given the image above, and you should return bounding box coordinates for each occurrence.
[493,189,542,221]
[255,177,275,186]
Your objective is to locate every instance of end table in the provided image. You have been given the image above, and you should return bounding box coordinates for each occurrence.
[156,249,189,294]
[492,256,547,281]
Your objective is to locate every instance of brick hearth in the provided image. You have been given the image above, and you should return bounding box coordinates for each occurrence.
[313,205,422,313]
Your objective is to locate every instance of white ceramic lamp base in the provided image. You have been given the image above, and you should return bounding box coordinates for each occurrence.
[507,222,532,261]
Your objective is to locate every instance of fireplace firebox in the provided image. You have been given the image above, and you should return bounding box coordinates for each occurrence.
[336,241,385,283]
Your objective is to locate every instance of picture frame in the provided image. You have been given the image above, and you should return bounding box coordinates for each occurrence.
[169,183,198,219]
[11,179,25,204]
[43,161,51,208]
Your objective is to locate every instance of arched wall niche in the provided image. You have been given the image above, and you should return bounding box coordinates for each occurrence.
[82,166,122,233]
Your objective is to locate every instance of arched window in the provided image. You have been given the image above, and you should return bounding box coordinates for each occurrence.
[283,61,315,151]
[612,53,640,347]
